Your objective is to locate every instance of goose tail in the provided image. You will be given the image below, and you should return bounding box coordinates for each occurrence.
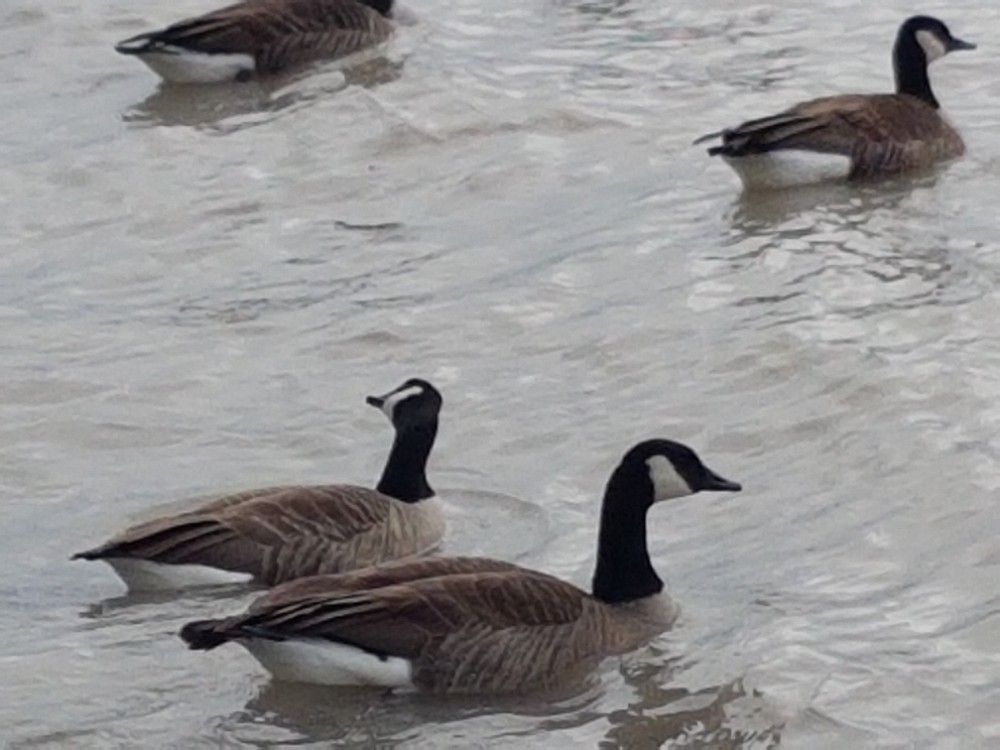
[180,616,288,650]
[180,618,241,651]
[115,33,160,56]
[71,543,113,561]
[692,130,723,145]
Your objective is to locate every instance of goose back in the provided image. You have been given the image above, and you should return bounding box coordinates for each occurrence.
[183,564,675,693]
[74,377,445,591]
[249,555,525,610]
[74,485,445,586]
[708,93,964,177]
[116,0,396,81]
[182,558,677,693]
[696,15,975,188]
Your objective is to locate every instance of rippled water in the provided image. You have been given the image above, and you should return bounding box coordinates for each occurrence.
[3,0,1000,746]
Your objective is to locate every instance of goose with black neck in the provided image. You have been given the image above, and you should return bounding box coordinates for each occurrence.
[179,438,742,694]
[695,15,976,190]
[73,378,446,592]
[114,0,418,85]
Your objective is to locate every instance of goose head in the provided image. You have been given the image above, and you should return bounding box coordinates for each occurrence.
[618,438,742,506]
[368,379,442,502]
[367,378,442,431]
[899,16,975,64]
[893,16,974,108]
[592,439,741,604]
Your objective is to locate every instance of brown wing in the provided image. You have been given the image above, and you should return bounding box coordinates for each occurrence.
[185,485,297,514]
[73,485,397,584]
[701,94,964,173]
[195,568,609,692]
[243,568,585,643]
[251,555,527,611]
[695,110,828,155]
[807,95,966,175]
[133,0,394,72]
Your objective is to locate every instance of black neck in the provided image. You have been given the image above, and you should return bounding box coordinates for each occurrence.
[376,422,436,502]
[359,0,393,17]
[591,465,663,604]
[894,33,939,108]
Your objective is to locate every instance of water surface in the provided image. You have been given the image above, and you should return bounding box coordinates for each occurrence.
[2,0,999,746]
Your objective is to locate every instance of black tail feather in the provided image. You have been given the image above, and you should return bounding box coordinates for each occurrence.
[180,618,238,650]
[71,517,227,564]
[68,544,125,563]
[695,113,826,158]
[693,129,724,145]
[115,33,160,56]
[180,616,288,650]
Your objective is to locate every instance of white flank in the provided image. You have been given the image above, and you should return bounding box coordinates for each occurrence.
[107,558,253,592]
[135,48,256,84]
[723,151,852,190]
[645,456,693,501]
[244,638,414,687]
[131,41,392,85]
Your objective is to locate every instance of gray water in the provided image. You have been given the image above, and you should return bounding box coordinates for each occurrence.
[2,0,1000,746]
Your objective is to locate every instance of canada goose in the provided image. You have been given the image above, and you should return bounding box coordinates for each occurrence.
[73,378,445,592]
[180,438,742,694]
[695,16,976,190]
[115,0,415,84]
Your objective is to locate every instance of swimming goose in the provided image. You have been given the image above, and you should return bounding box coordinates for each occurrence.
[695,16,976,190]
[180,438,742,694]
[115,0,414,84]
[73,378,445,592]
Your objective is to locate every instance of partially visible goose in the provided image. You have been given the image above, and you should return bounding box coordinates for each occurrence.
[73,378,445,592]
[695,16,976,190]
[180,438,742,694]
[115,0,415,84]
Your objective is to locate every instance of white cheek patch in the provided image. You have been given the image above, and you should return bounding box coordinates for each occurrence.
[381,385,424,418]
[646,455,693,501]
[916,30,947,63]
